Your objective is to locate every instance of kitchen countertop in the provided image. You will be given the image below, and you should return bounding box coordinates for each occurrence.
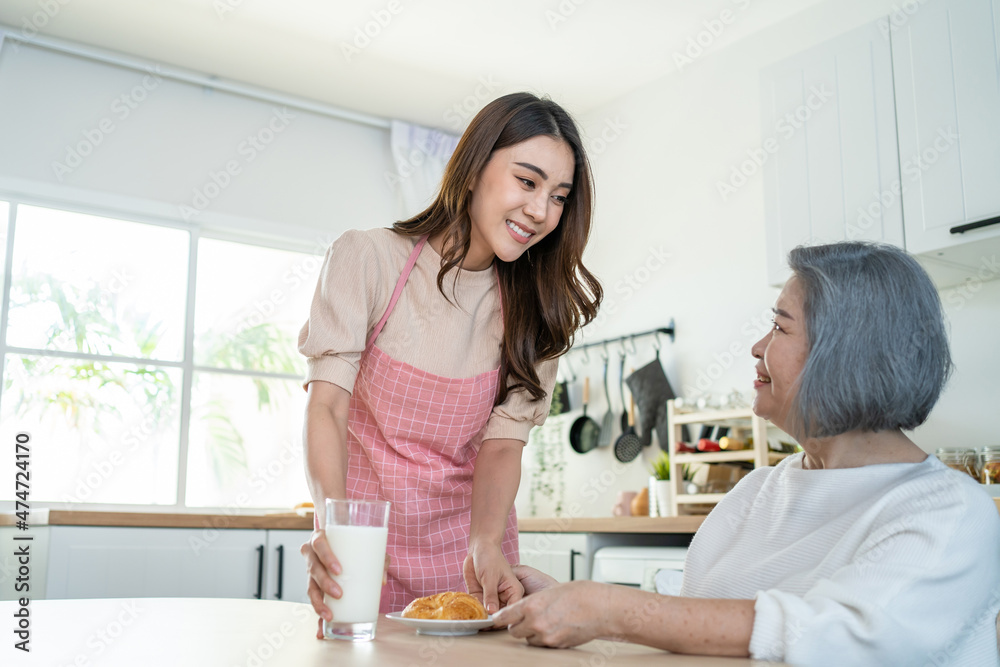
[517,515,706,533]
[3,499,998,530]
[0,510,706,533]
[0,509,315,530]
[0,597,777,666]
[0,510,708,533]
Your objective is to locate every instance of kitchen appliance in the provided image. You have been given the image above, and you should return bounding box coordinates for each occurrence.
[591,546,688,595]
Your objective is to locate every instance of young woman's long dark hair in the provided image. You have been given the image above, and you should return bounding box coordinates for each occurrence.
[393,92,602,405]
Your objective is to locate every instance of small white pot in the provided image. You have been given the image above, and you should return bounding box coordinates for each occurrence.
[652,478,673,517]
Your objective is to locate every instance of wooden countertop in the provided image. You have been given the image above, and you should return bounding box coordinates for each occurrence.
[0,597,773,666]
[0,509,315,530]
[517,515,707,533]
[0,510,707,533]
[3,500,998,531]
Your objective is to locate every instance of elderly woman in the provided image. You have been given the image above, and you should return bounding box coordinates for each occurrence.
[494,242,1000,664]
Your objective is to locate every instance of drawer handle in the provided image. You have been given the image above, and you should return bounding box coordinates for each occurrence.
[569,549,581,581]
[275,545,284,600]
[254,544,264,599]
[950,215,1000,235]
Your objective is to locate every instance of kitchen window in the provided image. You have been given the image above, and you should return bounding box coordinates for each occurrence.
[0,200,321,510]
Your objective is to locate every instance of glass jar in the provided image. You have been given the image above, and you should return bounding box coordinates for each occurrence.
[979,447,1000,485]
[935,448,978,480]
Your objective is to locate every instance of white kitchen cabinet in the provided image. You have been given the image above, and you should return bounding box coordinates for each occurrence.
[0,526,50,601]
[518,531,590,582]
[760,19,903,286]
[46,526,268,599]
[263,529,312,603]
[890,0,1000,258]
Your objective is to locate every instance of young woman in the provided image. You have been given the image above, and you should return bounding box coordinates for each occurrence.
[298,92,602,632]
[495,242,1000,664]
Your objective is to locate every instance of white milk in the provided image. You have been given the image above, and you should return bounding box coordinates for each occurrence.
[324,524,389,623]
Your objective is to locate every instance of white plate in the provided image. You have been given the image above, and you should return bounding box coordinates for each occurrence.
[384,611,494,636]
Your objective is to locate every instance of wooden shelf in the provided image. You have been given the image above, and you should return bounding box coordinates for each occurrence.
[675,493,728,504]
[668,400,776,514]
[670,408,758,424]
[674,449,794,466]
[674,450,756,464]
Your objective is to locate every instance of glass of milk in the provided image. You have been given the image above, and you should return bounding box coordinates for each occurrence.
[322,498,390,642]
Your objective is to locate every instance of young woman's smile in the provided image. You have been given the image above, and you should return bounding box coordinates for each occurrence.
[463,135,574,269]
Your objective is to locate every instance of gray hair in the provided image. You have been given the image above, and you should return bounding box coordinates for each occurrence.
[788,242,953,438]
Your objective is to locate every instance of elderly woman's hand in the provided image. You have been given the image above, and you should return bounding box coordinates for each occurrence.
[491,580,613,648]
[510,564,558,596]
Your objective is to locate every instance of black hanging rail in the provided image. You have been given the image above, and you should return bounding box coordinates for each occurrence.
[571,320,675,356]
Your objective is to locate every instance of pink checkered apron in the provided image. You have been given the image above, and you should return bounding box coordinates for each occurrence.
[346,235,518,613]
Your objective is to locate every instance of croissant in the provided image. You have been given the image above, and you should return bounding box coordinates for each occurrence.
[401,592,488,620]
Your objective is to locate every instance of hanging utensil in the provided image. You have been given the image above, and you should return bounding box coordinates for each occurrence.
[618,350,629,432]
[569,377,601,453]
[620,337,639,431]
[614,393,642,463]
[597,348,614,448]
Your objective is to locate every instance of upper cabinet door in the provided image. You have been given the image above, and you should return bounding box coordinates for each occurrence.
[891,0,1000,254]
[761,21,903,285]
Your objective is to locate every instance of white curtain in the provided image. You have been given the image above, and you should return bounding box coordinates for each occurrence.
[389,120,460,217]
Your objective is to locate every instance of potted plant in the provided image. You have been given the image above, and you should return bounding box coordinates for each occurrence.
[648,451,673,517]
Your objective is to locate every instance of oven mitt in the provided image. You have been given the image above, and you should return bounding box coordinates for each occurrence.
[625,358,676,450]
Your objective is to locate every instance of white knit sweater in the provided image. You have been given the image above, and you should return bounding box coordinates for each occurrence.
[681,453,1000,665]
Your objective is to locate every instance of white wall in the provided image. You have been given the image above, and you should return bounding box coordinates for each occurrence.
[515,0,1000,519]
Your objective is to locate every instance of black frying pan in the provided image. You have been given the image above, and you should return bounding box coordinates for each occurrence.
[569,377,601,454]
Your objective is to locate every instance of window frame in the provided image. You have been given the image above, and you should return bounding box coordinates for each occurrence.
[0,191,318,514]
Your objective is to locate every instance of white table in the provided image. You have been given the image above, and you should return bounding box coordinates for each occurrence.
[0,597,777,666]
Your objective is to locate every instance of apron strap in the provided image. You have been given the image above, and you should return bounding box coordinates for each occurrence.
[367,235,428,348]
[366,234,506,348]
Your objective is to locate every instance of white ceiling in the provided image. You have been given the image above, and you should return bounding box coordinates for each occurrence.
[0,0,827,130]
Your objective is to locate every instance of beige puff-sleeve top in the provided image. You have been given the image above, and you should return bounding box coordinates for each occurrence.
[298,227,558,443]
